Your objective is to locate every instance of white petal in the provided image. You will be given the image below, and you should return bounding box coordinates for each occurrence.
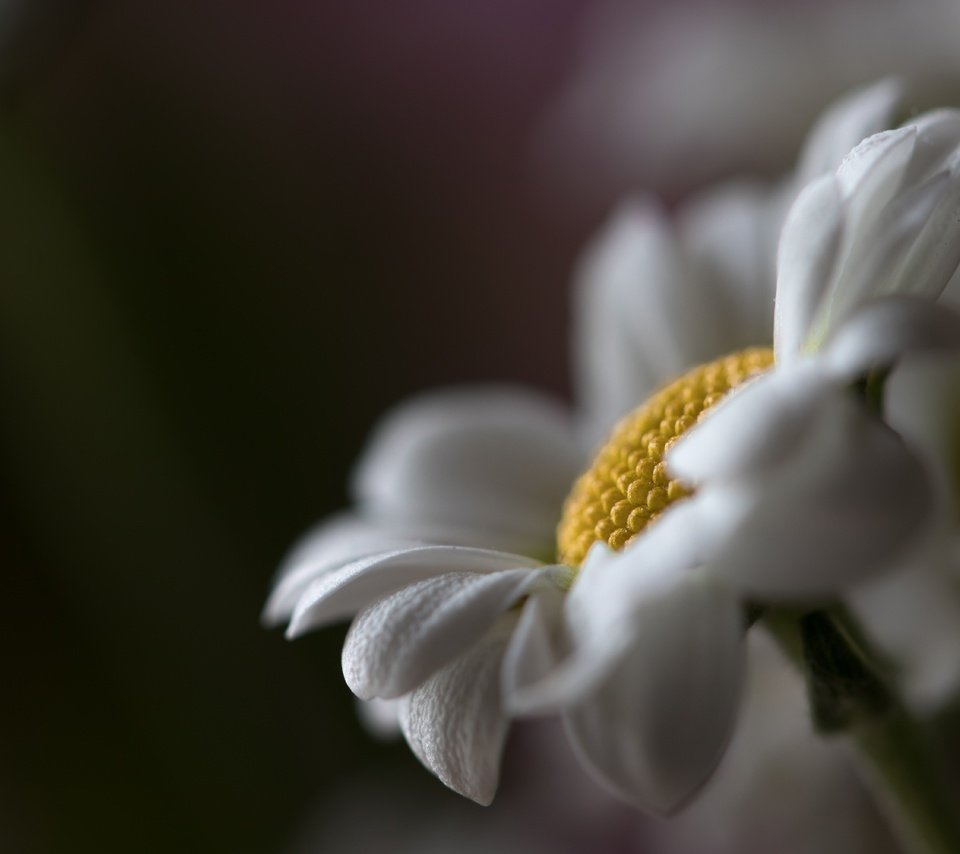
[774,175,844,360]
[805,127,921,347]
[822,297,960,381]
[398,615,517,805]
[679,181,779,352]
[287,545,542,636]
[835,126,915,203]
[574,199,681,439]
[500,585,568,700]
[563,570,744,815]
[510,514,739,713]
[341,567,556,699]
[351,386,580,551]
[827,170,955,316]
[708,386,933,598]
[902,109,960,187]
[794,78,902,186]
[575,198,742,442]
[263,514,426,625]
[889,167,960,300]
[669,366,827,482]
[506,546,641,714]
[886,351,960,511]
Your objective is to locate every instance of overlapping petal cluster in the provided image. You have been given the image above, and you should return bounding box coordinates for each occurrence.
[265,81,960,812]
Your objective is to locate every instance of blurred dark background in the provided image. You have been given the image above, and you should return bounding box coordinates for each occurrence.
[0,2,605,852]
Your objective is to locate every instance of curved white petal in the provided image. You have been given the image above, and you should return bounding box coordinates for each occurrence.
[902,109,960,187]
[287,545,542,637]
[886,351,960,512]
[574,199,683,440]
[804,127,919,349]
[262,514,432,625]
[510,513,740,713]
[500,584,568,700]
[795,78,902,187]
[562,569,744,815]
[341,567,558,700]
[669,365,827,483]
[264,514,491,625]
[835,126,915,203]
[822,297,960,381]
[351,386,580,551]
[707,386,933,598]
[829,170,956,314]
[575,198,744,442]
[398,615,517,805]
[774,175,844,360]
[679,181,779,351]
[890,168,960,298]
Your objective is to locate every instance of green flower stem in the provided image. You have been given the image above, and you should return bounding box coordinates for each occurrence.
[761,607,960,854]
[854,703,960,854]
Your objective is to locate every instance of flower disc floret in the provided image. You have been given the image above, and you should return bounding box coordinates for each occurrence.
[557,347,775,565]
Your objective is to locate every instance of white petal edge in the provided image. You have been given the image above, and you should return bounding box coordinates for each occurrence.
[707,387,933,598]
[398,614,518,805]
[286,545,543,637]
[822,297,960,381]
[341,566,561,699]
[668,365,828,483]
[563,569,744,815]
[263,514,426,625]
[794,78,902,187]
[350,385,580,546]
[774,175,844,360]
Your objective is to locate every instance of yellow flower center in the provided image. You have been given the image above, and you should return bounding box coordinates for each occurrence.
[557,347,775,566]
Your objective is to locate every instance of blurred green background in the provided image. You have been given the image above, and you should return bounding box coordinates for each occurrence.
[0,2,599,851]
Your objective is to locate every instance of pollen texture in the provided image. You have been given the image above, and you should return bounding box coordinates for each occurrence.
[557,347,774,566]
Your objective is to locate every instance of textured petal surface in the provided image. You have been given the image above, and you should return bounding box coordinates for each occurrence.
[341,567,557,699]
[563,569,744,815]
[287,545,542,636]
[398,615,517,805]
[351,386,580,552]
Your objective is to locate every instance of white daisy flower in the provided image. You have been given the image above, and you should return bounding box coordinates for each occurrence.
[510,89,960,810]
[267,82,960,816]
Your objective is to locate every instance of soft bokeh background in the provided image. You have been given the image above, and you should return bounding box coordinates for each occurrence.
[0,3,598,852]
[5,1,960,852]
